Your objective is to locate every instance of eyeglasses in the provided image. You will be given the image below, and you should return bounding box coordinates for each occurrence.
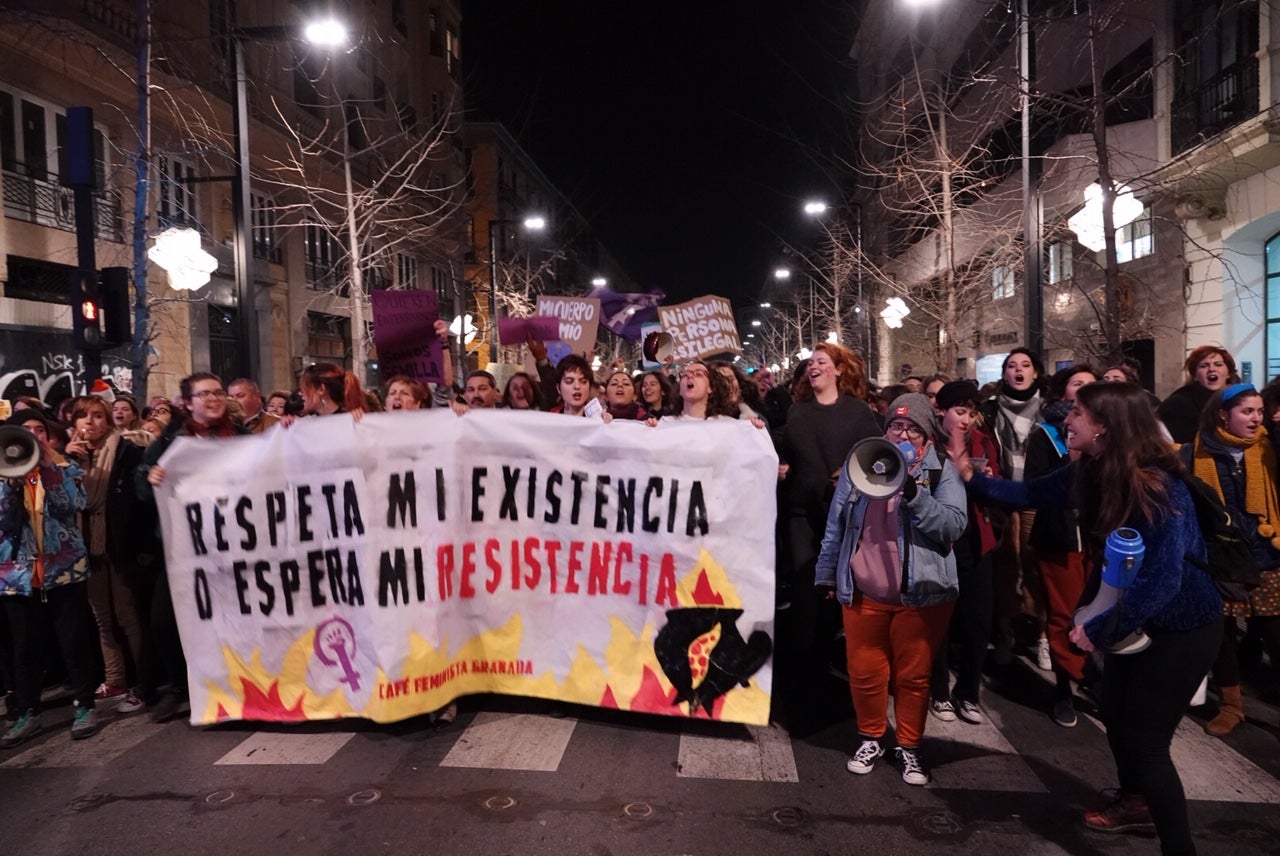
[192,389,227,400]
[886,421,923,439]
[680,368,709,380]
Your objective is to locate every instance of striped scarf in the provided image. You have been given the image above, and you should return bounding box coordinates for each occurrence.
[995,390,1041,481]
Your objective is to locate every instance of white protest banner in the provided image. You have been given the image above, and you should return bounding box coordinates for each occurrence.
[534,295,601,365]
[155,412,777,726]
[656,295,742,361]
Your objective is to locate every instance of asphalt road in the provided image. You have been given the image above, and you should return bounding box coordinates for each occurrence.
[1,652,1278,856]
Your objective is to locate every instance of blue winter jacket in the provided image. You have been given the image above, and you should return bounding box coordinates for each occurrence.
[0,456,89,596]
[968,465,1223,647]
[815,443,967,608]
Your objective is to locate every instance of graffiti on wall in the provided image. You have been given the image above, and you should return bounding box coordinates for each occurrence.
[0,328,133,405]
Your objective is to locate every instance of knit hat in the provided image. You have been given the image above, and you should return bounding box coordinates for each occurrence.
[935,380,981,411]
[886,392,939,437]
[7,408,57,437]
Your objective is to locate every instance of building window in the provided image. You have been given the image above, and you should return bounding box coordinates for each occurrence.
[432,265,449,293]
[1266,232,1280,380]
[304,222,345,292]
[157,154,198,228]
[250,192,280,264]
[306,310,351,368]
[992,265,1015,300]
[431,91,442,126]
[1047,241,1073,284]
[446,25,460,77]
[397,253,419,289]
[428,10,442,56]
[1115,209,1153,263]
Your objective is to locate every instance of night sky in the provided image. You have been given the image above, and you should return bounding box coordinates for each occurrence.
[462,2,856,309]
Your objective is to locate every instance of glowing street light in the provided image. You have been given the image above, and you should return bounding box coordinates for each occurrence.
[303,18,348,47]
[773,267,791,281]
[760,302,771,308]
[803,200,828,217]
[751,319,762,327]
[881,297,911,329]
[591,276,607,287]
[1067,183,1144,253]
[148,227,218,292]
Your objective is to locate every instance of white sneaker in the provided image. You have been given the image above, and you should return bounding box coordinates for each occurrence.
[929,699,956,722]
[1036,636,1053,672]
[846,739,884,775]
[894,746,930,786]
[955,700,984,724]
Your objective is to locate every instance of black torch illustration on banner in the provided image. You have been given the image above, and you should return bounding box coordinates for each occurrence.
[654,607,772,715]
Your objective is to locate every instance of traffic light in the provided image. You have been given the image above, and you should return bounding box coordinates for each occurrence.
[69,268,101,351]
[99,266,130,347]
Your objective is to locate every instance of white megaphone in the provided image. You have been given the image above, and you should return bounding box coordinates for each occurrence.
[0,425,40,479]
[1073,528,1149,654]
[845,436,917,499]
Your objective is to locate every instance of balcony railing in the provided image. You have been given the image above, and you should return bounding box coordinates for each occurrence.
[1172,55,1260,154]
[2,167,123,243]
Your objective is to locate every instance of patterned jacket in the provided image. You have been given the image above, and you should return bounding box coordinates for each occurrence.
[0,457,89,595]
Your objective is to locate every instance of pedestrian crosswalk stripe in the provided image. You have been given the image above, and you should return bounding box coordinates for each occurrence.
[1170,717,1280,804]
[215,731,355,765]
[439,712,577,772]
[922,704,1050,793]
[676,724,799,782]
[1,712,155,769]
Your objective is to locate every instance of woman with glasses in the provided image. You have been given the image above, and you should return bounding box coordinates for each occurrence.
[672,360,737,420]
[137,373,249,723]
[815,393,967,786]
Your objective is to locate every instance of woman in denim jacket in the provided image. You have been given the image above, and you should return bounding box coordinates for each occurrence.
[815,393,967,786]
[0,410,98,747]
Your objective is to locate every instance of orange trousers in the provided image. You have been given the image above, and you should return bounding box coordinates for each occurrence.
[843,596,954,748]
[1038,550,1090,682]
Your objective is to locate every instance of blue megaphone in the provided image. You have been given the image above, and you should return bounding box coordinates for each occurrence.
[1073,528,1149,654]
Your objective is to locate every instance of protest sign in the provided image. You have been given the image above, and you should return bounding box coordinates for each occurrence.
[534,296,601,366]
[371,290,444,384]
[155,412,777,726]
[497,316,561,345]
[656,296,742,362]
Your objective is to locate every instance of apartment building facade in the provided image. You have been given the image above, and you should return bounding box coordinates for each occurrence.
[850,0,1276,394]
[0,0,465,402]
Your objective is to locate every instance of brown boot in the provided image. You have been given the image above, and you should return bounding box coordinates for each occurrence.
[1205,685,1244,736]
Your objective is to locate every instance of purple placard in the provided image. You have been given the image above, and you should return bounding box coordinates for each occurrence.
[371,290,444,385]
[497,315,561,345]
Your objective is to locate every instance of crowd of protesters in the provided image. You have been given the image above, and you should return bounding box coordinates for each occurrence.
[0,332,1265,855]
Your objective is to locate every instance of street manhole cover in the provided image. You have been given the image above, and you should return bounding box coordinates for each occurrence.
[623,802,653,819]
[205,790,236,806]
[346,789,382,806]
[772,806,805,828]
[484,795,517,811]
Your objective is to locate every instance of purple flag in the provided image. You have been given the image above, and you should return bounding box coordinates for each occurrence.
[587,286,665,340]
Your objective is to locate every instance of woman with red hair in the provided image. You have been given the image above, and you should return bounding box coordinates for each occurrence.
[299,362,366,416]
[778,344,881,681]
[1157,345,1239,444]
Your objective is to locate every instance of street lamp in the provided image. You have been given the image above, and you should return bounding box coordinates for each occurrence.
[591,276,607,287]
[229,15,348,382]
[803,200,828,216]
[487,214,547,362]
